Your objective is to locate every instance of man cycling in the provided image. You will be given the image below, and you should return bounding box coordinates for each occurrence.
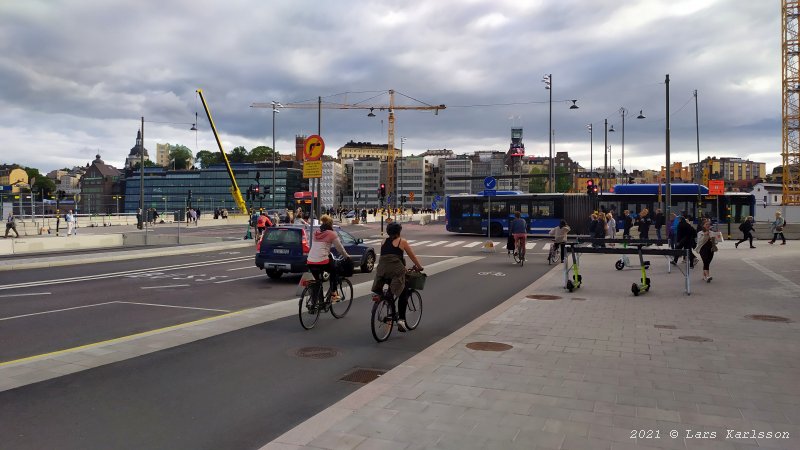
[509,211,528,261]
[371,222,424,332]
[548,220,571,263]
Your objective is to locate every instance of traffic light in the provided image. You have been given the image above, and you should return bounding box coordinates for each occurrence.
[586,179,594,195]
[379,183,386,198]
[188,189,193,200]
[628,176,635,184]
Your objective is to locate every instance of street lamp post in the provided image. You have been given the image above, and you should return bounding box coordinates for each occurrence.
[665,74,672,219]
[542,74,553,192]
[399,136,406,219]
[610,107,646,185]
[604,119,609,193]
[272,101,282,210]
[586,124,593,178]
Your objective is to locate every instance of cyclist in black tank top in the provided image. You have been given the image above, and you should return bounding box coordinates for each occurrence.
[381,237,404,257]
[371,222,424,332]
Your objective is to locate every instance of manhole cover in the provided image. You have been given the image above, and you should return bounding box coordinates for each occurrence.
[295,346,339,359]
[466,341,513,351]
[678,336,713,342]
[654,325,677,329]
[571,297,586,301]
[340,368,386,384]
[526,294,562,300]
[746,315,793,323]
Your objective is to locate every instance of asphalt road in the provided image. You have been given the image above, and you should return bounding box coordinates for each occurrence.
[0,223,558,450]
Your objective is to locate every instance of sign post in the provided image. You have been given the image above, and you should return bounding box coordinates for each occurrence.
[483,177,497,251]
[303,135,325,242]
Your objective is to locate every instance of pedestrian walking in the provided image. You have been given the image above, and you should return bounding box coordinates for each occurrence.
[4,212,19,238]
[668,212,678,248]
[606,212,616,246]
[65,209,75,236]
[594,213,607,248]
[735,216,756,249]
[768,211,787,245]
[637,208,652,240]
[672,213,698,267]
[653,208,665,243]
[696,218,718,282]
[622,210,633,239]
[136,207,143,229]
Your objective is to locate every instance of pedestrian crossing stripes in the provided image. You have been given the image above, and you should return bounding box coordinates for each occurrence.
[359,238,542,250]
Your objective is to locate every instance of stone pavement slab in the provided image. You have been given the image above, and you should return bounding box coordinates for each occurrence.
[263,242,800,450]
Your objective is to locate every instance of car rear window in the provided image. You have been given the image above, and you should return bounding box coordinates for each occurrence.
[265,228,302,245]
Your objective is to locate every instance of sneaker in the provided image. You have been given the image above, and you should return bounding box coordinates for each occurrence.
[397,320,407,332]
[706,276,712,283]
[768,241,774,244]
[735,242,739,248]
[750,246,756,249]
[781,242,786,245]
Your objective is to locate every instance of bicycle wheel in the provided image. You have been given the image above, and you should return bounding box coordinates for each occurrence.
[329,278,354,318]
[371,297,394,342]
[404,290,423,330]
[298,285,321,330]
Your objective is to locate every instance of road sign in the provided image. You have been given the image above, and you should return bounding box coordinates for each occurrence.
[435,195,442,202]
[484,177,496,190]
[302,160,322,178]
[483,189,496,197]
[708,180,724,195]
[409,192,415,202]
[303,135,325,161]
[432,201,438,209]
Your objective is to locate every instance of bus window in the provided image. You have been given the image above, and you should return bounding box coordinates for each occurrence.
[488,201,506,217]
[532,201,553,217]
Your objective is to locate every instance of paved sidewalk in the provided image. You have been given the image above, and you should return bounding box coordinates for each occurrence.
[264,242,800,450]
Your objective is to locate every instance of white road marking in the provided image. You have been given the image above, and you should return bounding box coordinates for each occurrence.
[226,266,255,271]
[115,301,230,313]
[413,241,432,246]
[463,242,481,248]
[214,274,265,284]
[426,241,449,247]
[526,243,536,250]
[0,292,51,298]
[140,284,191,289]
[0,302,116,321]
[444,240,465,247]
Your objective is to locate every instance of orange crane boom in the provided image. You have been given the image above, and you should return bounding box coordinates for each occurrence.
[252,90,445,206]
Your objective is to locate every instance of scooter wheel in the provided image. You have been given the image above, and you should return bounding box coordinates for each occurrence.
[645,278,651,291]
[615,260,625,271]
[566,280,574,292]
[577,274,582,283]
[631,283,640,296]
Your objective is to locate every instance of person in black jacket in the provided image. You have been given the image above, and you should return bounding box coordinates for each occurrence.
[622,210,633,239]
[735,216,756,249]
[653,209,665,243]
[672,215,698,267]
[637,208,653,240]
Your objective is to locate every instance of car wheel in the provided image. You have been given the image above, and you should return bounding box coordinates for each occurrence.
[361,252,376,273]
[266,269,282,279]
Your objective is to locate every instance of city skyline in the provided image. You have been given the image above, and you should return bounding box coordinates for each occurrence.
[0,1,781,174]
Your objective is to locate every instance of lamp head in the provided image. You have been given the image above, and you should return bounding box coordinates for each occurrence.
[609,125,616,132]
[367,108,376,117]
[190,124,197,131]
[569,100,579,109]
[637,110,646,119]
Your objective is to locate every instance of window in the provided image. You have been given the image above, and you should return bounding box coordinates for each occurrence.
[337,230,357,245]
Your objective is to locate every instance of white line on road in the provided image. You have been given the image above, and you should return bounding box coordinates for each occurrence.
[140,284,191,289]
[226,266,255,271]
[444,241,465,247]
[115,301,230,313]
[214,274,264,284]
[0,292,52,298]
[463,242,481,248]
[413,241,432,246]
[0,302,116,321]
[426,241,449,246]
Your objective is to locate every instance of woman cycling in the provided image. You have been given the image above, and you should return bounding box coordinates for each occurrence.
[307,215,351,300]
[509,211,528,261]
[371,222,424,332]
[548,220,571,263]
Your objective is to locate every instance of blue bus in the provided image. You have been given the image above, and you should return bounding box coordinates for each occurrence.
[445,184,755,236]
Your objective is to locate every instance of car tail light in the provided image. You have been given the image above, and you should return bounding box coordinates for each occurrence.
[301,229,310,254]
[256,236,262,252]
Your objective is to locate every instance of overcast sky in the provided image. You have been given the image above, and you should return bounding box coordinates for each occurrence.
[0,0,781,176]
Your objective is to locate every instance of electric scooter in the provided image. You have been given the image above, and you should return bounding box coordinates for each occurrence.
[630,245,651,296]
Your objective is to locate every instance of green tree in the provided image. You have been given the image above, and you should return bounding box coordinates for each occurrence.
[195,150,221,169]
[23,167,56,196]
[229,146,249,163]
[169,144,193,170]
[555,166,572,193]
[130,160,160,170]
[248,145,275,163]
[528,167,545,193]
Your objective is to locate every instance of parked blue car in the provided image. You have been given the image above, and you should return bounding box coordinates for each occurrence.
[255,225,376,279]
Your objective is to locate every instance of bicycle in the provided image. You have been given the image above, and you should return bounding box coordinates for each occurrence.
[547,241,560,265]
[371,269,424,342]
[512,236,526,266]
[298,270,354,330]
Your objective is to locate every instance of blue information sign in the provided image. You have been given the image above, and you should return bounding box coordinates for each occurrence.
[435,195,442,202]
[484,177,497,190]
[483,189,496,197]
[431,201,438,209]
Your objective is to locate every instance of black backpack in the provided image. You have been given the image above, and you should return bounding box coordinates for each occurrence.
[739,222,746,231]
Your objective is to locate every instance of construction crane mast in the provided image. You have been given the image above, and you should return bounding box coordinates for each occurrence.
[782,1,800,204]
[252,90,445,207]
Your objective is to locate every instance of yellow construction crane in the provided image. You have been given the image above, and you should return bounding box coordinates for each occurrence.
[197,89,248,214]
[782,1,800,204]
[252,90,445,206]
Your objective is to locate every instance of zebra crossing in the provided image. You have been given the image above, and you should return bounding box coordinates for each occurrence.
[360,238,547,251]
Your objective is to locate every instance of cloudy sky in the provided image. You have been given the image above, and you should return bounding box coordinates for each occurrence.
[0,0,781,175]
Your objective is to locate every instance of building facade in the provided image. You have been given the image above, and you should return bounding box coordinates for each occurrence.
[156,143,170,167]
[337,141,402,160]
[688,157,766,186]
[320,160,345,210]
[0,167,29,193]
[396,156,426,209]
[78,154,123,214]
[125,130,150,169]
[352,158,383,209]
[444,156,473,196]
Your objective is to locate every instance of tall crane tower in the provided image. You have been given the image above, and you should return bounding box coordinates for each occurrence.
[782,1,800,204]
[253,90,444,206]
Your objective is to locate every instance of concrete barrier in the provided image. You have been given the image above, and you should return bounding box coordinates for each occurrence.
[9,234,124,255]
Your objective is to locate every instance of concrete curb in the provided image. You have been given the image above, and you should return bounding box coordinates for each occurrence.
[0,241,255,271]
[262,264,563,449]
